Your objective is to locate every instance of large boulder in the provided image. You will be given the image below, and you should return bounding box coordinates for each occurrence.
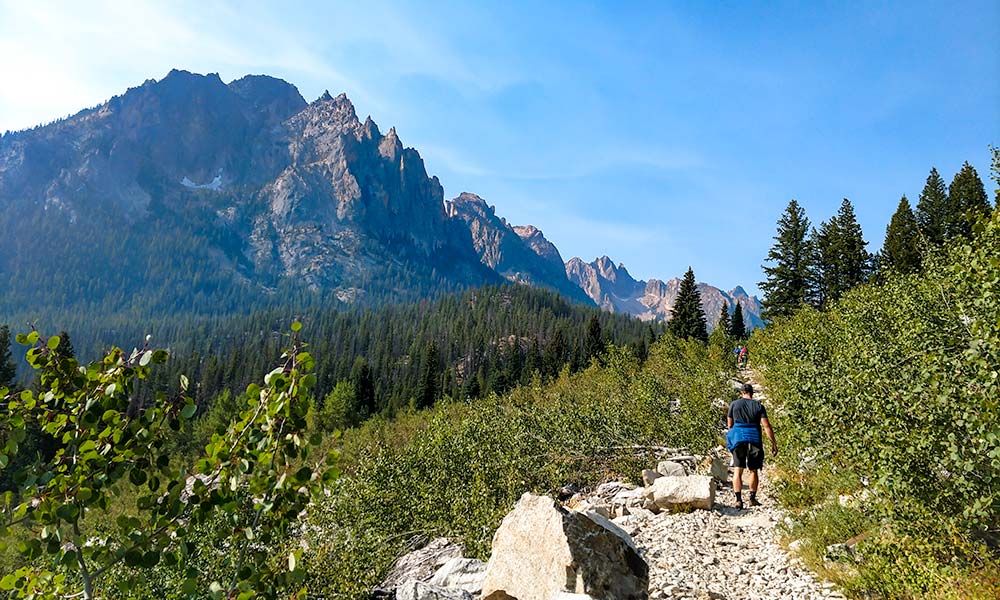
[481,493,648,600]
[645,475,715,511]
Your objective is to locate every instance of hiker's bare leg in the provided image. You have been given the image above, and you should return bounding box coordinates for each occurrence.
[732,467,744,494]
[749,469,759,493]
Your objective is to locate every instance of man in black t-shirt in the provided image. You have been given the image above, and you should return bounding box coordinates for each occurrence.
[726,383,778,509]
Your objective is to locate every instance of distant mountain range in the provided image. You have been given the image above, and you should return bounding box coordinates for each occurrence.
[0,69,760,330]
[565,257,763,330]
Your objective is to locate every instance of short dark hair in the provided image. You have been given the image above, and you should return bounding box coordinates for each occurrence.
[741,383,754,395]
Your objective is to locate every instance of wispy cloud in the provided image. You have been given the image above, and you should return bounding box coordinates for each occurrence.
[0,0,372,130]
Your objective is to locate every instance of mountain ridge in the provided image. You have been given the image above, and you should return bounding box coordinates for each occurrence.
[0,69,760,331]
[565,256,764,330]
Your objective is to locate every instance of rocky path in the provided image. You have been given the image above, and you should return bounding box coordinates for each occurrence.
[616,483,842,600]
[616,370,842,600]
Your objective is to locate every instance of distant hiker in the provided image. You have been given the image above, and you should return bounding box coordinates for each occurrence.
[725,383,778,509]
[738,345,749,367]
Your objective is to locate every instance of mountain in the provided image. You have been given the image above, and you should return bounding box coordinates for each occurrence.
[0,68,761,339]
[446,193,593,305]
[0,69,498,317]
[565,257,764,330]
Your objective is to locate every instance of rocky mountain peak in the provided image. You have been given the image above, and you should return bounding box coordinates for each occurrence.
[513,224,540,237]
[379,126,404,160]
[228,74,307,126]
[513,225,566,273]
[447,192,495,217]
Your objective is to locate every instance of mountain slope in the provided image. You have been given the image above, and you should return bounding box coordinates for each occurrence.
[446,193,593,305]
[565,257,764,330]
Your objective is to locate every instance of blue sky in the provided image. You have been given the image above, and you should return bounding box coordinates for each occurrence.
[1,1,997,295]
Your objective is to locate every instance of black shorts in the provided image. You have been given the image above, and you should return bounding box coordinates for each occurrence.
[731,442,764,470]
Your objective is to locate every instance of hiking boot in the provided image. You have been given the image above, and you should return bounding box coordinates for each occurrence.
[748,496,761,507]
[735,500,744,510]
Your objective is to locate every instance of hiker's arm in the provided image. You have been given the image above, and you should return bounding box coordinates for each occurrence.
[761,416,778,456]
[726,406,733,429]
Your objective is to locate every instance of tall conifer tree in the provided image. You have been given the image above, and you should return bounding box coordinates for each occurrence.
[916,167,949,245]
[947,161,990,238]
[351,357,376,417]
[718,302,732,336]
[585,315,604,362]
[813,220,838,308]
[669,267,708,342]
[813,199,870,307]
[415,340,439,409]
[882,196,921,274]
[730,302,746,339]
[760,200,815,320]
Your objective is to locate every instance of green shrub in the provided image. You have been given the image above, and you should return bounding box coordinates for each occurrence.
[300,335,732,596]
[755,208,1000,597]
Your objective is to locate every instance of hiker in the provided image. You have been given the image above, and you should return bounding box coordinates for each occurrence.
[725,383,778,509]
[738,345,748,367]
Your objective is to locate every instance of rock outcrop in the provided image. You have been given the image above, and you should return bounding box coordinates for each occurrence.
[480,493,648,600]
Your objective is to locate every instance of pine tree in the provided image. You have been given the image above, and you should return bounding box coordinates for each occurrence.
[947,161,991,238]
[812,219,837,308]
[0,324,16,389]
[730,302,746,339]
[835,198,871,287]
[414,340,439,409]
[813,199,870,307]
[916,167,949,245]
[584,315,604,362]
[718,302,732,336]
[882,195,922,274]
[56,330,76,359]
[351,357,376,417]
[669,267,708,342]
[760,200,815,320]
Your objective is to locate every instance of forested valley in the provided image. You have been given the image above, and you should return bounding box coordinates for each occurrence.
[0,152,997,599]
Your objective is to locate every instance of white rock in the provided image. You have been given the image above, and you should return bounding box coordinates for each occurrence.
[380,538,465,589]
[642,469,663,486]
[481,493,648,600]
[709,458,729,482]
[647,476,715,511]
[428,557,487,592]
[657,461,687,477]
[395,580,473,600]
